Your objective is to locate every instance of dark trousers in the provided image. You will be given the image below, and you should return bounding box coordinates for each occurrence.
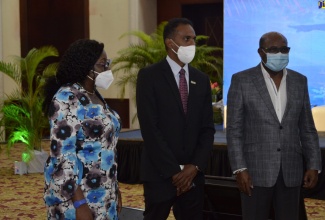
[143,183,204,220]
[241,169,300,220]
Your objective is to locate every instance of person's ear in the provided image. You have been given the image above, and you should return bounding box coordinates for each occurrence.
[88,69,96,78]
[257,48,264,57]
[258,48,267,63]
[165,38,173,50]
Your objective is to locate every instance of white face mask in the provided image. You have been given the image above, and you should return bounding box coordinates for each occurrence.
[88,70,114,90]
[262,51,289,72]
[170,39,196,64]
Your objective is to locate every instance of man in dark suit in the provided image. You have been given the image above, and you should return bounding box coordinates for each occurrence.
[227,31,322,220]
[136,18,215,220]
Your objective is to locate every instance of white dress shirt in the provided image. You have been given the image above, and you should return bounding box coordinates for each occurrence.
[260,63,287,123]
[166,56,189,93]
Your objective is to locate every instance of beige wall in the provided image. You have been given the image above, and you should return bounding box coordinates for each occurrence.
[90,0,157,129]
[0,0,157,129]
[0,0,21,97]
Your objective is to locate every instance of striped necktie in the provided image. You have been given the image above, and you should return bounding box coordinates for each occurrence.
[179,68,188,114]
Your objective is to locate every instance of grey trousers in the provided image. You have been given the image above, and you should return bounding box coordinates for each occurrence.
[241,168,300,220]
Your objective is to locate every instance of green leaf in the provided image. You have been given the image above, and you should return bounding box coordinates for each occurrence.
[0,45,59,160]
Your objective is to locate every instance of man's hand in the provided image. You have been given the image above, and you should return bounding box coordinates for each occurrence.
[172,164,197,196]
[172,172,187,196]
[235,170,253,196]
[303,169,318,189]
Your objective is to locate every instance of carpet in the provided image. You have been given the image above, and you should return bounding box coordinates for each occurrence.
[0,140,324,219]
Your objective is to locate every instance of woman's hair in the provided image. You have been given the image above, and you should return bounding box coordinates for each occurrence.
[42,39,104,115]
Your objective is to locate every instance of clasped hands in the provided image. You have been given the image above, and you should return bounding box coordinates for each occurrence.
[172,164,198,196]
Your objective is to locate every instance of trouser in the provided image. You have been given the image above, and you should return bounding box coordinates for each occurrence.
[143,182,204,220]
[241,168,300,220]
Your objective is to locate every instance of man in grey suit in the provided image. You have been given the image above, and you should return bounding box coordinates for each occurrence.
[227,31,322,220]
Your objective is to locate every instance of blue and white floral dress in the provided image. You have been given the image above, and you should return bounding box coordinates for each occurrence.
[44,83,121,220]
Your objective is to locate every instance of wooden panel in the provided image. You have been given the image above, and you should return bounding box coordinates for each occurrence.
[20,0,89,58]
[157,0,223,48]
[157,0,182,24]
[157,0,222,24]
[182,3,223,47]
[105,98,130,129]
[19,0,89,102]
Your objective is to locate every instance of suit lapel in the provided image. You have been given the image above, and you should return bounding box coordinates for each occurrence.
[186,66,198,118]
[252,66,279,122]
[160,60,185,115]
[282,71,294,123]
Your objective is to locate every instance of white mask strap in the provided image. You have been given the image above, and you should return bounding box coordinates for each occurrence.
[87,70,100,81]
[87,75,94,81]
[170,39,180,48]
[169,39,179,54]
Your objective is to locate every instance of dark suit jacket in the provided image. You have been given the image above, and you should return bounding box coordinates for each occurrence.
[226,65,322,188]
[136,59,215,202]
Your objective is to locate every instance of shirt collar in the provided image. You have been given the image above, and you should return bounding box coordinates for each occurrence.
[166,55,189,78]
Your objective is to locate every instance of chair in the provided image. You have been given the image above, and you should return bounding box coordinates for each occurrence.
[203,175,307,220]
[119,207,143,220]
[203,175,243,220]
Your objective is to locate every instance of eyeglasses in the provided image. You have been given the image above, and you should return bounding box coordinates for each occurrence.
[261,46,290,54]
[95,59,112,69]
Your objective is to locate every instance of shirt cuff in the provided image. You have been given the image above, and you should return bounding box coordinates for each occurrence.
[233,168,247,175]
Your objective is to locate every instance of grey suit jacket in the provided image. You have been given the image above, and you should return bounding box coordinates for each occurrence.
[226,64,322,187]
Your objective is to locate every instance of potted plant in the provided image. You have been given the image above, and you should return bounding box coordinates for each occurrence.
[113,21,223,123]
[211,81,223,124]
[0,46,58,173]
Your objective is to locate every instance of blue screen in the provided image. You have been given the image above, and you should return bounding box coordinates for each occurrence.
[224,0,325,107]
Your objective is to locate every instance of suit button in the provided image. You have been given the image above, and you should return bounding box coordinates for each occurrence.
[279,126,283,129]
[277,148,281,151]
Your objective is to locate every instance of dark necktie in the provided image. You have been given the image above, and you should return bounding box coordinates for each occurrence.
[179,68,188,114]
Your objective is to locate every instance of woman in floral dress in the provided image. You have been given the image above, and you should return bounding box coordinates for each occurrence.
[42,39,122,220]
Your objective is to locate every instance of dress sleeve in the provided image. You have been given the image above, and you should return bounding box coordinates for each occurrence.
[44,87,85,206]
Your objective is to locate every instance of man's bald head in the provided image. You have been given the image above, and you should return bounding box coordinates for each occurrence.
[259,32,288,48]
